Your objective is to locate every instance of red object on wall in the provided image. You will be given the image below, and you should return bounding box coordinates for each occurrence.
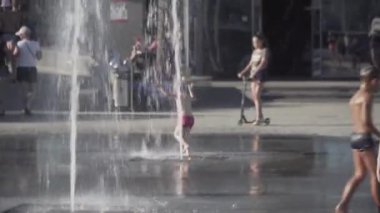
[110,0,128,22]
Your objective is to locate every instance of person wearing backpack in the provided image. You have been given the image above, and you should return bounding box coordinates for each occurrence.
[13,26,42,116]
[370,17,380,69]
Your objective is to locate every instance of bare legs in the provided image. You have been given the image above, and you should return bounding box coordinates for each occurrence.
[22,82,34,115]
[251,80,264,125]
[336,150,380,213]
[174,125,190,158]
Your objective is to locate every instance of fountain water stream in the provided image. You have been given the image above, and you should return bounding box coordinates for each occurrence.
[51,0,188,210]
[67,1,84,211]
[56,0,108,210]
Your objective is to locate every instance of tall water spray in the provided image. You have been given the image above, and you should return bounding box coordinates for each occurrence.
[140,0,191,160]
[170,0,185,158]
[54,0,108,210]
[68,1,83,210]
[46,0,188,209]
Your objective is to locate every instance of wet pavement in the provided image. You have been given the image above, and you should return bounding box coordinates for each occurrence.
[0,133,378,212]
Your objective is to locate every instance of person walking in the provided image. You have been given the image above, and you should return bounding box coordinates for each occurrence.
[13,26,42,115]
[237,33,269,125]
[335,66,380,213]
[158,76,195,158]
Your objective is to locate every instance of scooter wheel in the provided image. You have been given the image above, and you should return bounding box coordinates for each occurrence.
[264,118,270,126]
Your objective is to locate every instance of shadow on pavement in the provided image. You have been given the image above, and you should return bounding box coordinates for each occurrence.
[193,87,249,110]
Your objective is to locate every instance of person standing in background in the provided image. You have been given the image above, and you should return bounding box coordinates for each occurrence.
[13,26,42,116]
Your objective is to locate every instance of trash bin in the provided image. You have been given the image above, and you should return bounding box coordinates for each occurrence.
[109,56,131,111]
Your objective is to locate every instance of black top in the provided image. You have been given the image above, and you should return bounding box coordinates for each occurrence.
[0,42,7,68]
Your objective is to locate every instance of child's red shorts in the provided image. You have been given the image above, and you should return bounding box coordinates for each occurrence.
[182,115,194,129]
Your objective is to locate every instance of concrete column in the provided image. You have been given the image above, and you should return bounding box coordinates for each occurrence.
[194,0,204,75]
[341,0,346,32]
[251,0,255,36]
[251,0,263,35]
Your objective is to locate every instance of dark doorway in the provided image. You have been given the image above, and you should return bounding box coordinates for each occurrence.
[214,0,252,79]
[218,31,252,78]
[262,0,312,79]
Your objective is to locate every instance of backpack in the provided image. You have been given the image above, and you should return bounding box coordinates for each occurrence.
[370,17,380,37]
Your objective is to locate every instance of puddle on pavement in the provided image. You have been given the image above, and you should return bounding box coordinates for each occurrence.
[0,133,355,212]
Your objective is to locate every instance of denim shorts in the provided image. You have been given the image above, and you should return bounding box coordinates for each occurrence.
[350,133,375,151]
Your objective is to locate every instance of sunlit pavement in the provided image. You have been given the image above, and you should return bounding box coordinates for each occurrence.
[0,133,378,212]
[1,81,380,212]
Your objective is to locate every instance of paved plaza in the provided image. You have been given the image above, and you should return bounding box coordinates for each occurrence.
[0,80,380,212]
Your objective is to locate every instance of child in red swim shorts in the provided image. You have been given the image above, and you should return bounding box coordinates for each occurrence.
[158,77,195,158]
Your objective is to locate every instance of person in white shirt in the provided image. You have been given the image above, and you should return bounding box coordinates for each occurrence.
[13,26,42,115]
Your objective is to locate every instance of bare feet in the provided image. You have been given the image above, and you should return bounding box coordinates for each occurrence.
[181,143,190,157]
[335,203,347,213]
[252,119,263,126]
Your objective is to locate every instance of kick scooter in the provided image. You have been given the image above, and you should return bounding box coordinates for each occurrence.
[238,76,270,126]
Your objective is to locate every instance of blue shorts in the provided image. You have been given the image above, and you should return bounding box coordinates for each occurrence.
[350,133,375,151]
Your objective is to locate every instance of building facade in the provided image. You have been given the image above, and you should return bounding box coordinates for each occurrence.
[17,0,380,79]
[192,0,380,79]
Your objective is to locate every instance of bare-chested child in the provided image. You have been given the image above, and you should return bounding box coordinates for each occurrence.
[335,66,380,213]
[158,77,195,158]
